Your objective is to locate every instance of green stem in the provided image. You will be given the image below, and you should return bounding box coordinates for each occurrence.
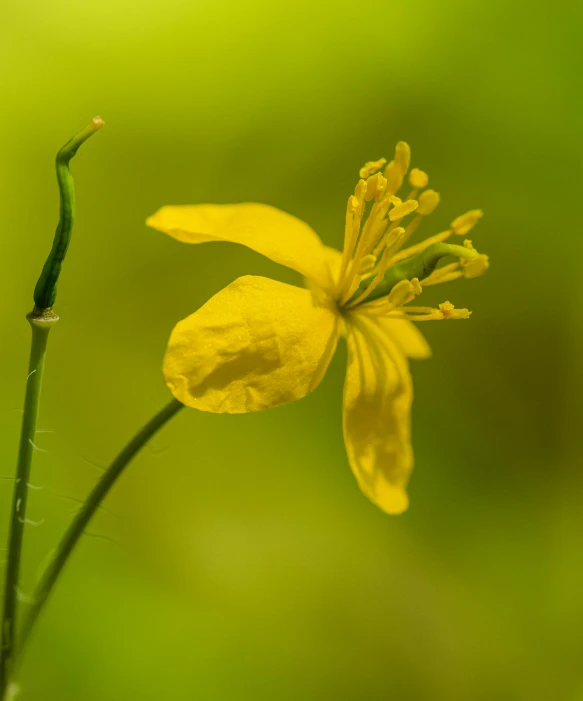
[18,399,184,655]
[0,316,57,696]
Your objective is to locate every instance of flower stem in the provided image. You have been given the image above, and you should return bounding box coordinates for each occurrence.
[0,316,57,696]
[18,398,184,656]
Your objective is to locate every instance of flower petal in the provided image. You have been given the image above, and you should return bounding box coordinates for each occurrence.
[147,203,333,290]
[375,318,432,359]
[343,315,414,514]
[164,276,339,413]
[321,245,344,287]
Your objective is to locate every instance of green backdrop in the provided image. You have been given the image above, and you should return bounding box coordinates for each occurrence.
[1,1,582,699]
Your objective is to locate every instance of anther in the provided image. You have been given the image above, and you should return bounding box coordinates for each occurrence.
[417,189,440,215]
[451,209,483,235]
[388,279,421,307]
[365,173,387,201]
[385,226,406,249]
[384,160,401,193]
[389,198,418,221]
[355,179,367,200]
[439,301,471,319]
[394,141,411,174]
[359,158,387,179]
[358,254,378,275]
[409,168,428,189]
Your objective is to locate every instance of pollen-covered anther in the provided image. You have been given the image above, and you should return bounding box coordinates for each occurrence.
[408,168,429,189]
[384,226,406,249]
[388,279,422,307]
[389,197,418,221]
[394,141,411,174]
[383,142,411,194]
[416,189,440,215]
[451,209,483,235]
[354,179,367,200]
[462,253,490,279]
[439,301,472,319]
[358,254,377,275]
[383,160,401,193]
[359,158,387,179]
[365,173,387,201]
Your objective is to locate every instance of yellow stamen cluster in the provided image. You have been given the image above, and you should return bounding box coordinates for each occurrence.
[335,141,488,322]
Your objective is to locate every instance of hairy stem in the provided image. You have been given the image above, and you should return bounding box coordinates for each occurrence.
[18,399,184,655]
[0,118,103,699]
[0,317,56,695]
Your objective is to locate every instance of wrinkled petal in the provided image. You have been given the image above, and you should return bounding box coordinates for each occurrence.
[164,276,339,413]
[343,314,414,514]
[376,318,431,359]
[147,203,333,290]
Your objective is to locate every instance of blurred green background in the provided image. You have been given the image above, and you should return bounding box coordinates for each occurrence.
[1,0,582,699]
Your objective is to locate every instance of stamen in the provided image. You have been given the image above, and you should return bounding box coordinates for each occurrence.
[389,198,418,221]
[421,262,463,286]
[377,302,472,321]
[365,173,387,202]
[394,141,411,174]
[408,168,428,189]
[388,278,422,307]
[339,190,395,301]
[451,209,483,235]
[336,180,367,294]
[358,254,377,275]
[383,160,402,194]
[347,228,406,306]
[417,189,440,215]
[354,278,422,315]
[439,301,471,319]
[383,141,411,195]
[359,158,387,179]
[390,229,452,263]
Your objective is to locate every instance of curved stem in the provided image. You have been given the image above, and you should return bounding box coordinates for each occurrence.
[18,398,184,655]
[0,317,56,696]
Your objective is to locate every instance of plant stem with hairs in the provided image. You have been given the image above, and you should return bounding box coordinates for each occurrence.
[0,117,103,699]
[19,399,183,654]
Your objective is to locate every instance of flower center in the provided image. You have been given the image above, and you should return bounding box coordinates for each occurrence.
[331,142,489,320]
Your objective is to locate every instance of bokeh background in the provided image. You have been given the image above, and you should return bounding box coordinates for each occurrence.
[1,1,582,699]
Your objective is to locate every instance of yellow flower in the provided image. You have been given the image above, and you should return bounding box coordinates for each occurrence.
[146,142,488,515]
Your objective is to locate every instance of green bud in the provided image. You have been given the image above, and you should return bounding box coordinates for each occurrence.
[33,117,104,311]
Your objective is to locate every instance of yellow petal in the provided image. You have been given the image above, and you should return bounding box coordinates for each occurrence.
[147,203,333,290]
[343,315,414,514]
[164,276,339,413]
[320,245,344,287]
[376,318,431,359]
